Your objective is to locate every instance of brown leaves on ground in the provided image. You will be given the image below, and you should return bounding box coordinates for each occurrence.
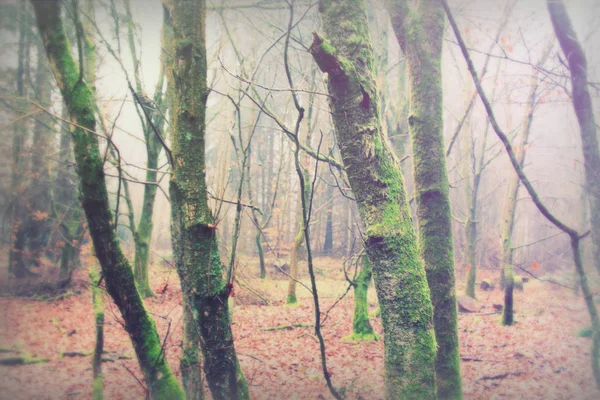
[0,264,597,399]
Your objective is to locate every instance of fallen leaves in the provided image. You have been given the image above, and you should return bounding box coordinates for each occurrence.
[0,267,598,399]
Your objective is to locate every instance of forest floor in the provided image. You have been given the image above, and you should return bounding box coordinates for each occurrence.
[0,255,598,400]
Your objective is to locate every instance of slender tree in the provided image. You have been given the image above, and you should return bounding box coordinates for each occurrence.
[500,43,553,325]
[322,182,334,254]
[310,0,437,397]
[89,265,104,400]
[162,0,249,398]
[31,2,185,398]
[123,0,168,298]
[547,0,600,277]
[385,0,462,397]
[9,0,32,278]
[442,0,600,387]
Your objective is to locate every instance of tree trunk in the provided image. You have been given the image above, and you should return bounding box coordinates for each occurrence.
[460,78,476,299]
[322,183,334,255]
[27,39,53,268]
[464,59,502,299]
[56,108,84,286]
[123,0,167,299]
[9,0,30,278]
[133,83,164,298]
[286,200,304,306]
[385,1,462,397]
[344,255,377,341]
[162,1,249,398]
[499,43,552,326]
[310,1,437,397]
[31,2,185,398]
[90,266,104,400]
[181,299,204,400]
[548,0,600,277]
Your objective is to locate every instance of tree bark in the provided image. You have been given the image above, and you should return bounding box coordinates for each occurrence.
[548,0,600,277]
[311,1,437,397]
[31,2,185,398]
[162,1,249,398]
[385,1,462,397]
[181,299,204,400]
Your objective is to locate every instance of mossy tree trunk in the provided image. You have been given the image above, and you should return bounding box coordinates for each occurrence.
[499,44,552,326]
[310,1,437,398]
[548,0,600,277]
[162,1,248,398]
[89,266,104,400]
[123,0,168,298]
[344,255,377,342]
[78,5,104,398]
[181,299,203,400]
[385,1,462,397]
[31,2,185,398]
[131,71,165,298]
[56,0,89,287]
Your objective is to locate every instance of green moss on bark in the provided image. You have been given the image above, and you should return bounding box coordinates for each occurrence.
[32,2,185,398]
[386,1,462,398]
[163,1,248,398]
[343,255,378,342]
[311,1,437,397]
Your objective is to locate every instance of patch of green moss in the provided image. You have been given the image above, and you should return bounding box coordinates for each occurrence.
[342,332,378,342]
[578,326,593,337]
[286,293,298,305]
[92,374,103,400]
[320,38,337,56]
